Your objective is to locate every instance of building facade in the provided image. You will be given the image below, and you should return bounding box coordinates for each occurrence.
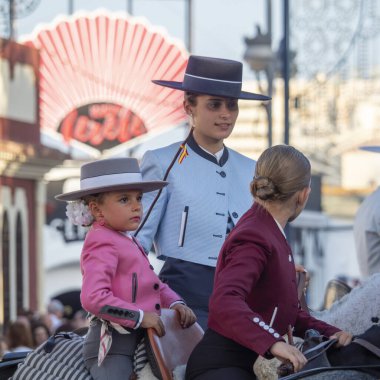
[0,38,67,327]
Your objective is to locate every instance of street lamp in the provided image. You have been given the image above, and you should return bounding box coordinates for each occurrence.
[244,24,275,147]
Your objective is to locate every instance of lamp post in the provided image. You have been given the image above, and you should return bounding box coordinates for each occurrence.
[244,0,295,147]
[283,0,290,145]
[127,0,133,15]
[68,0,74,14]
[244,24,275,147]
[185,0,193,52]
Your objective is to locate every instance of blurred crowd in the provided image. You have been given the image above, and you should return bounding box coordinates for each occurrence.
[0,299,89,359]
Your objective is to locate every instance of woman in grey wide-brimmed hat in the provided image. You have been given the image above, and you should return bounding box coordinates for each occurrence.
[135,55,271,330]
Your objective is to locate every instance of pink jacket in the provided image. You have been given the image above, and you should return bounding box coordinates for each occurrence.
[80,222,182,329]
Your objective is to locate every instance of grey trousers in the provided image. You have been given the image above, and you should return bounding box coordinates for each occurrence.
[83,319,143,380]
[84,354,134,380]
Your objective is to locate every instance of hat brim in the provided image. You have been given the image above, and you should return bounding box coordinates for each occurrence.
[55,181,168,202]
[152,80,271,101]
[360,146,380,154]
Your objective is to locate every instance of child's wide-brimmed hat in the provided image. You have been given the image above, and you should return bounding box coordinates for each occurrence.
[56,158,167,201]
[152,55,271,101]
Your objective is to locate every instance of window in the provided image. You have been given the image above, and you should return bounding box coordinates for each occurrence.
[16,212,24,314]
[2,212,10,328]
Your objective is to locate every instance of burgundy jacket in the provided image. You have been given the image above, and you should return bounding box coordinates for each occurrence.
[208,203,340,357]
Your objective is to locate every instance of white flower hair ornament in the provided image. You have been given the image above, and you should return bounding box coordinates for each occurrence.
[66,200,94,227]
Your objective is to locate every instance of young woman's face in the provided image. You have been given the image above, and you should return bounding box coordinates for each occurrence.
[94,190,143,232]
[186,95,239,143]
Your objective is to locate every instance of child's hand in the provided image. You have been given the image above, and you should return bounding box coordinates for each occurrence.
[141,312,165,337]
[171,303,197,328]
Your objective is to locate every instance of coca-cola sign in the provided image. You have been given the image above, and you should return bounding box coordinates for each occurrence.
[58,103,147,150]
[21,11,188,155]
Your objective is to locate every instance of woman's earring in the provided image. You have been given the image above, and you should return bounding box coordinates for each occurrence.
[98,216,105,226]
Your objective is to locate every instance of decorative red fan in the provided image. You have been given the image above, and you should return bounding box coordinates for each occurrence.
[21,10,188,152]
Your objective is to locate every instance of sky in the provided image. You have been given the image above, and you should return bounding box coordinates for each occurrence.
[8,0,283,79]
[7,2,379,84]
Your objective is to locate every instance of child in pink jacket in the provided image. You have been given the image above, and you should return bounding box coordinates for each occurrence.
[56,157,196,380]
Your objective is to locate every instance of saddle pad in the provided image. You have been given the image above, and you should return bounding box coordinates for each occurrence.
[10,331,92,380]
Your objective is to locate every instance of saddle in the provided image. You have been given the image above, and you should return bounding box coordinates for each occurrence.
[145,308,204,380]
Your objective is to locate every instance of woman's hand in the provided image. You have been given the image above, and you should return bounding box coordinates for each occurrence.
[141,312,165,337]
[171,303,197,328]
[270,341,307,373]
[330,330,353,347]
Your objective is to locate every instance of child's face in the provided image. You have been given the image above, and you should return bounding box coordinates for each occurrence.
[96,190,143,232]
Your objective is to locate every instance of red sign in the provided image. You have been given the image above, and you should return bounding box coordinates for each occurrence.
[21,10,188,155]
[59,103,147,150]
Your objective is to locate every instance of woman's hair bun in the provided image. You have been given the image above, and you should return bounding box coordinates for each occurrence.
[251,176,278,201]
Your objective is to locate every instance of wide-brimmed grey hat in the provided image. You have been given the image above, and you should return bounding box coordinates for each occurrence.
[152,55,271,101]
[56,158,167,201]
